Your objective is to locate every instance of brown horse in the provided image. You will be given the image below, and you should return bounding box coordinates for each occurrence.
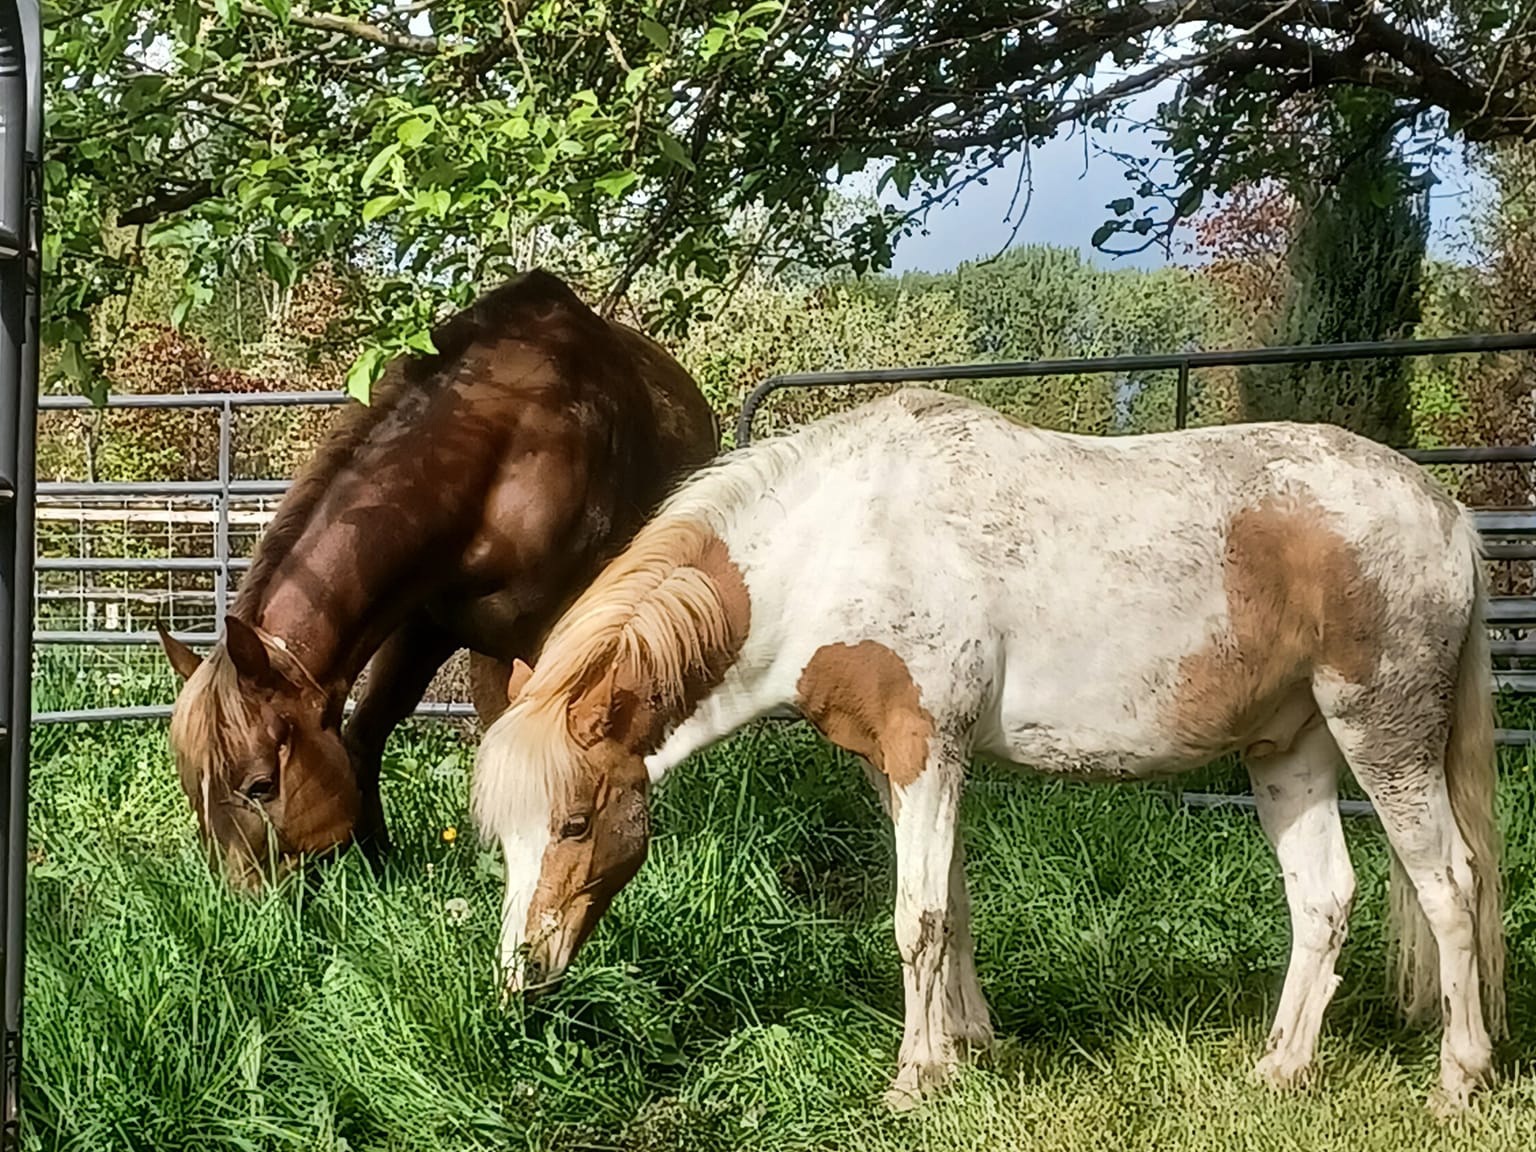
[157,270,718,890]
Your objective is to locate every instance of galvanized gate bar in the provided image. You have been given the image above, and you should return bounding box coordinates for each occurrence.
[37,389,346,410]
[735,330,1536,447]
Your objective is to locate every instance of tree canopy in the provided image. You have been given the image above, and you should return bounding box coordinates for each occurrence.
[48,1,1536,396]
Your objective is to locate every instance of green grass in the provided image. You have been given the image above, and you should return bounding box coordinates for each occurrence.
[20,651,1536,1150]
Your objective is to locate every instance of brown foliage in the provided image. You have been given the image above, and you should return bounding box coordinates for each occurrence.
[1189,182,1298,342]
[39,273,355,486]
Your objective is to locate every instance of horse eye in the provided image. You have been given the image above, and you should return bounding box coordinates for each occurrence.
[242,775,277,803]
[560,814,591,840]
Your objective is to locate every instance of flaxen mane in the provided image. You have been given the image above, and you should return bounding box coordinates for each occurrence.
[471,427,842,839]
[168,651,249,833]
[471,516,737,837]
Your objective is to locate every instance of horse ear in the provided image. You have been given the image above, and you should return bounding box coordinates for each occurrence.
[223,615,276,685]
[156,621,203,682]
[506,658,534,703]
[567,665,640,750]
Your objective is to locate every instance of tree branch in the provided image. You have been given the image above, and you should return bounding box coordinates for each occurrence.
[227,3,444,56]
[119,181,215,227]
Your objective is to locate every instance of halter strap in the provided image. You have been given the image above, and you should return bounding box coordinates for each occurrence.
[240,620,335,703]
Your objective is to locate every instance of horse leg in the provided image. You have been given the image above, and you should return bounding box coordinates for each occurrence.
[468,650,516,728]
[944,836,994,1054]
[345,614,457,861]
[859,757,992,1063]
[882,736,968,1109]
[1322,707,1494,1109]
[1246,717,1355,1090]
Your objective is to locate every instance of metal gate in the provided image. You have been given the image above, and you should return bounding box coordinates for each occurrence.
[0,2,40,1146]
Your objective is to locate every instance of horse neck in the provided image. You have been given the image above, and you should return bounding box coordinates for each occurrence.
[632,520,789,784]
[639,649,784,785]
[235,466,442,685]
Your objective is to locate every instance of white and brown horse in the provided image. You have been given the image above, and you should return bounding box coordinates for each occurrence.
[472,388,1504,1109]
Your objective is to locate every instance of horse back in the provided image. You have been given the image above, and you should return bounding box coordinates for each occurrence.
[719,392,1477,777]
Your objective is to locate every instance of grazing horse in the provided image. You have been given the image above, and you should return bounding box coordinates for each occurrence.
[157,270,718,891]
[472,388,1504,1110]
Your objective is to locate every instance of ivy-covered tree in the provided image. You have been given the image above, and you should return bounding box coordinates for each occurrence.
[1240,95,1429,444]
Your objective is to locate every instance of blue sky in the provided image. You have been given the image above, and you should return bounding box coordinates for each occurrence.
[876,96,1490,276]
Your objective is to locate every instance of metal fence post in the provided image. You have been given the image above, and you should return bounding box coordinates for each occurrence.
[214,400,232,627]
[1174,358,1190,431]
[0,3,38,1145]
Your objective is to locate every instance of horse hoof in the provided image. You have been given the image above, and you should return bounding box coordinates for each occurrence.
[1252,1050,1312,1092]
[882,1084,922,1113]
[1431,1055,1491,1116]
[883,1061,952,1111]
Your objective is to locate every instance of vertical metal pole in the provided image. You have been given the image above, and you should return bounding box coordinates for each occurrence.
[214,400,231,627]
[1174,358,1191,431]
[0,4,37,1146]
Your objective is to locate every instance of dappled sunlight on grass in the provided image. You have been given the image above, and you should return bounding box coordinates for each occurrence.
[20,656,1536,1149]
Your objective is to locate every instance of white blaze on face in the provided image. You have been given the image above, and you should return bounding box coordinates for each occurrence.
[497,823,551,991]
[473,699,571,993]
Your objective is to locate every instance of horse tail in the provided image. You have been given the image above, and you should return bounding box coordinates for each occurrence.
[1388,515,1505,1040]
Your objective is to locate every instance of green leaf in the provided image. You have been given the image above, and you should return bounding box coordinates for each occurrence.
[624,66,651,95]
[345,347,386,405]
[1108,197,1134,215]
[361,142,401,191]
[361,194,400,224]
[887,163,914,200]
[262,239,297,289]
[657,131,695,172]
[396,118,433,149]
[593,170,639,199]
[145,221,192,249]
[59,341,89,382]
[211,0,239,27]
[1090,221,1118,247]
[404,328,439,355]
[741,1,782,20]
[1174,186,1203,217]
[258,0,290,21]
[172,0,200,41]
[699,27,728,59]
[170,294,194,330]
[639,18,670,51]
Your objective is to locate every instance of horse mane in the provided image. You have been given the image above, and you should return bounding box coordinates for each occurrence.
[471,515,737,837]
[168,647,250,829]
[470,413,854,839]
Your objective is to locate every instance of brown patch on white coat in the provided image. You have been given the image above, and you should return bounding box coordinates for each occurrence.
[796,641,934,790]
[1171,493,1389,760]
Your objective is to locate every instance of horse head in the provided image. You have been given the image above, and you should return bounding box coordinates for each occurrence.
[159,616,358,891]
